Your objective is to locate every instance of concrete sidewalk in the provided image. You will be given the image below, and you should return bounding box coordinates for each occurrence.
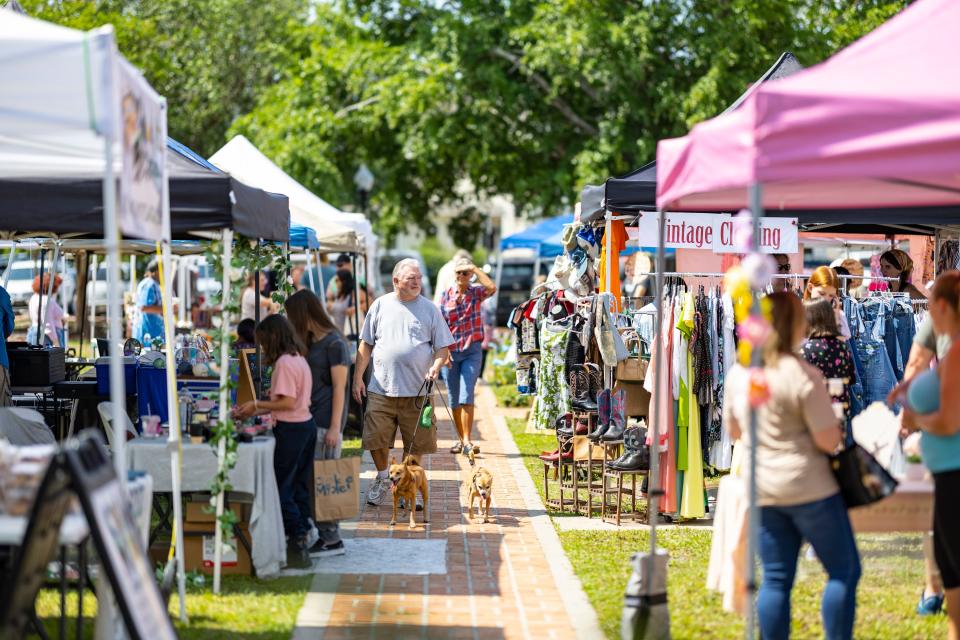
[291,383,603,640]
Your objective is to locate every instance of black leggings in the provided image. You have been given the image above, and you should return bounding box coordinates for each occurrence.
[934,469,960,589]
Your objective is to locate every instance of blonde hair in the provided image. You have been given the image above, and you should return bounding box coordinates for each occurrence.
[803,266,840,300]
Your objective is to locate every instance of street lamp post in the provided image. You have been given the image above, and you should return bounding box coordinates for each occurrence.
[354,163,375,215]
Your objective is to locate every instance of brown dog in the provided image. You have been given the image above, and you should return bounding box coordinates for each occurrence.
[468,467,493,523]
[388,455,429,529]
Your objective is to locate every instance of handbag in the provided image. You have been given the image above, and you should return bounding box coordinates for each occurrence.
[616,330,648,382]
[829,443,899,508]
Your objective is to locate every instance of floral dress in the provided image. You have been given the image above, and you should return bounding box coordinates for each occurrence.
[532,321,571,431]
[800,336,856,420]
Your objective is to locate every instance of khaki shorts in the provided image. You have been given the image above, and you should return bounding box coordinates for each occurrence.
[362,392,437,456]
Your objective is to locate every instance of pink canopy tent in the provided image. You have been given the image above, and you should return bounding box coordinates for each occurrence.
[656,0,960,215]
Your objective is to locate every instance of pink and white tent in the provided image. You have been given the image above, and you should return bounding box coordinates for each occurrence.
[656,0,960,216]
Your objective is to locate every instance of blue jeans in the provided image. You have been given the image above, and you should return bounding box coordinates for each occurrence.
[891,302,915,380]
[444,342,483,408]
[852,302,897,407]
[274,419,318,540]
[758,493,861,640]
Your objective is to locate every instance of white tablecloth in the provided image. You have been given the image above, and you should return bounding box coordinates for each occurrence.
[126,436,285,576]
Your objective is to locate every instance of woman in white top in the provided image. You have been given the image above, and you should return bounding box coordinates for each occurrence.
[27,274,65,347]
[240,272,276,322]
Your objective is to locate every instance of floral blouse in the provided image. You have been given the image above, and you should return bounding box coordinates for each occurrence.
[800,336,856,419]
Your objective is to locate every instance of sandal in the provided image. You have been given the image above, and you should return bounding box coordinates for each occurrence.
[450,442,463,454]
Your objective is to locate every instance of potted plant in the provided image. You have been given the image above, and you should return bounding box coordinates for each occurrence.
[902,432,927,481]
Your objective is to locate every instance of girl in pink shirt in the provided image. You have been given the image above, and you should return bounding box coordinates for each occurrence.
[234,314,316,568]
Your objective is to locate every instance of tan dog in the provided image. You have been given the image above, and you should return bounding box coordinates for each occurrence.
[388,455,429,529]
[468,467,493,523]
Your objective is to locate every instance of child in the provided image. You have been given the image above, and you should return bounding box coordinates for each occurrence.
[800,298,856,427]
[234,314,316,568]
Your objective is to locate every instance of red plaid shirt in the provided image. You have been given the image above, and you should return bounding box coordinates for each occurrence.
[439,285,490,352]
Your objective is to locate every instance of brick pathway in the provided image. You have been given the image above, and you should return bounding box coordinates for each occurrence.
[293,384,602,640]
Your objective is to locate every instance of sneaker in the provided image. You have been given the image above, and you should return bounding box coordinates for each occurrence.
[917,592,945,616]
[286,537,312,569]
[450,442,463,454]
[309,540,346,558]
[415,494,424,512]
[304,523,319,549]
[367,477,389,506]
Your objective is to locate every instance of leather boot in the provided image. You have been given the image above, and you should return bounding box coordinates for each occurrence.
[601,420,626,442]
[588,420,609,441]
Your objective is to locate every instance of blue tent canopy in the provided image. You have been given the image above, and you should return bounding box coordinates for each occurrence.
[499,215,572,258]
[289,223,319,250]
[499,213,674,258]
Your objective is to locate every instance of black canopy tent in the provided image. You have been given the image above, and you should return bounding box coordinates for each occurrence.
[581,52,960,235]
[0,138,289,242]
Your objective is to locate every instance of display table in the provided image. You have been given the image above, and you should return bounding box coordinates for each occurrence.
[849,479,934,533]
[126,436,285,576]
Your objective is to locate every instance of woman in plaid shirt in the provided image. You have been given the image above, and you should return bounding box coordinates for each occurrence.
[439,256,497,455]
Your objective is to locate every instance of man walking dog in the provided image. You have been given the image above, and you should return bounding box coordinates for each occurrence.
[353,259,454,508]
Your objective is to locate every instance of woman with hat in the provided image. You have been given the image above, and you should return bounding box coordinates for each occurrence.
[878,249,926,300]
[438,256,496,455]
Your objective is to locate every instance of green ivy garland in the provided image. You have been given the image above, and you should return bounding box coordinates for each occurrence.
[204,235,292,549]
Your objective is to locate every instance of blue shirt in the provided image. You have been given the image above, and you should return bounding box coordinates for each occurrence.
[921,431,960,475]
[0,286,13,369]
[134,277,164,346]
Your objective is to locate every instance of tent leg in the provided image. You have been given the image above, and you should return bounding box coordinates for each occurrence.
[213,229,233,595]
[90,254,99,349]
[305,249,316,293]
[102,129,128,485]
[744,183,764,640]
[1,245,16,288]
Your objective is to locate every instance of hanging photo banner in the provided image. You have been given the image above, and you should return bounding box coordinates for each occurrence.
[117,60,168,242]
[632,212,797,254]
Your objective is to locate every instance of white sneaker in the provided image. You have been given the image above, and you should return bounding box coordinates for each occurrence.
[367,477,389,506]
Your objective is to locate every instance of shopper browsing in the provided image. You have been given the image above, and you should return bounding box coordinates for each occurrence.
[438,256,496,456]
[878,249,927,300]
[240,272,276,322]
[900,271,960,639]
[285,289,350,558]
[134,260,164,346]
[233,314,316,568]
[27,274,65,347]
[724,292,860,640]
[353,259,454,508]
[801,298,856,428]
[804,266,851,339]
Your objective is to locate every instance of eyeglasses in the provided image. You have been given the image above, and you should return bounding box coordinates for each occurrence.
[776,262,791,272]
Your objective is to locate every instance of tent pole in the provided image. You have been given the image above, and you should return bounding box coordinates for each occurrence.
[1,245,16,288]
[213,228,233,595]
[129,254,137,296]
[255,240,263,399]
[318,252,327,308]
[160,240,187,621]
[36,248,45,346]
[745,182,764,640]
[103,123,128,485]
[352,253,360,348]
[76,251,89,360]
[305,249,316,293]
[90,254,99,349]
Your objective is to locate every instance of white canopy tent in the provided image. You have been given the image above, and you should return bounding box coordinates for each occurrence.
[209,134,374,265]
[0,8,185,631]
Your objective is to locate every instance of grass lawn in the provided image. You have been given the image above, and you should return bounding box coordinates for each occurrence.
[35,574,314,639]
[506,421,945,639]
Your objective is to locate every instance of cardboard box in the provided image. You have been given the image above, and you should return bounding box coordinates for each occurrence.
[184,497,250,524]
[183,521,253,576]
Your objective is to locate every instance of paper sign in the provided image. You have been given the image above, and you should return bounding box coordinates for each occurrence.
[117,60,168,241]
[632,212,797,254]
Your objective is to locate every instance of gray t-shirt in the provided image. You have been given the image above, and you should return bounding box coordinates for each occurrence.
[306,333,351,431]
[361,293,454,397]
[914,315,952,360]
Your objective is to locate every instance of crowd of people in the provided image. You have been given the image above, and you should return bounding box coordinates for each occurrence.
[230,252,495,567]
[720,255,960,640]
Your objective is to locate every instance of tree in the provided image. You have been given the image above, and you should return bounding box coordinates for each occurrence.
[18,0,308,155]
[234,0,904,240]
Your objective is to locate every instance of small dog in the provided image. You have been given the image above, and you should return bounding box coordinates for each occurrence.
[468,467,494,523]
[388,455,429,529]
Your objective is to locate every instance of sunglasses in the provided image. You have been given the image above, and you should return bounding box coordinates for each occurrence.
[776,262,791,272]
[456,270,472,276]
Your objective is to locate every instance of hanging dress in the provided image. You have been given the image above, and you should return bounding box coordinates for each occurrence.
[644,300,677,514]
[676,293,706,519]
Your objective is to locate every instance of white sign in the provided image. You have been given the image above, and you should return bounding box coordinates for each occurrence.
[117,61,168,241]
[632,212,797,254]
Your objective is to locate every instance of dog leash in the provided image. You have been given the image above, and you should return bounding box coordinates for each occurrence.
[406,377,458,460]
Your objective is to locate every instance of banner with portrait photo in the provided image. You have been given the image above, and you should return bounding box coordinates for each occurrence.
[117,59,169,242]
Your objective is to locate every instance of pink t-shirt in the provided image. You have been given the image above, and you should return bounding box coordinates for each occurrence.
[269,353,313,423]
